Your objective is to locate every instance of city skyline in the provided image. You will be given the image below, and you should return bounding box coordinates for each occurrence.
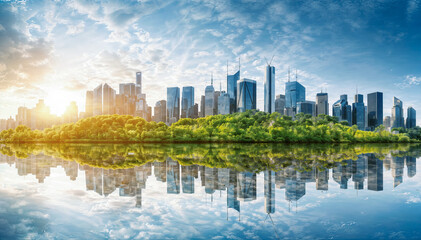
[0,0,420,125]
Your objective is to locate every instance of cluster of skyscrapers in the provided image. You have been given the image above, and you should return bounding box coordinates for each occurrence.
[1,152,416,213]
[0,64,417,131]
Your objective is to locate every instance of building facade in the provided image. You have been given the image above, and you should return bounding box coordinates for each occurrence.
[367,92,383,131]
[316,92,329,116]
[264,65,275,113]
[227,70,240,113]
[332,95,352,125]
[391,97,404,129]
[352,94,365,130]
[237,78,257,112]
[285,81,305,115]
[275,94,285,115]
[406,107,416,128]
[181,86,195,118]
[167,87,180,124]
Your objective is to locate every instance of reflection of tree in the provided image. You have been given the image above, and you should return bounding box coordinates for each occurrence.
[0,143,419,171]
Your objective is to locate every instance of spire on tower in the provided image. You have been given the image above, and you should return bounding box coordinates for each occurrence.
[296,69,298,82]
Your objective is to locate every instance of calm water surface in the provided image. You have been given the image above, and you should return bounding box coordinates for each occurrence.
[0,143,421,239]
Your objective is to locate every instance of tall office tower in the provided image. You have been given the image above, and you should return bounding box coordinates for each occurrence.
[167,87,180,124]
[181,86,194,118]
[119,83,136,115]
[384,116,391,129]
[218,92,230,115]
[200,95,205,118]
[193,103,199,118]
[391,97,404,129]
[352,94,365,130]
[205,77,215,116]
[406,107,416,128]
[275,94,285,115]
[93,84,103,116]
[85,91,93,118]
[285,77,305,116]
[103,83,116,115]
[153,100,167,123]
[297,101,316,116]
[367,92,383,131]
[367,154,383,191]
[227,63,240,113]
[237,78,257,112]
[214,91,220,115]
[63,101,79,123]
[332,94,352,125]
[16,106,30,126]
[136,72,142,96]
[264,64,275,113]
[135,93,147,118]
[316,92,329,116]
[264,170,275,214]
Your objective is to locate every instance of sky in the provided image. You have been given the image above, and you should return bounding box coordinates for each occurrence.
[0,0,420,125]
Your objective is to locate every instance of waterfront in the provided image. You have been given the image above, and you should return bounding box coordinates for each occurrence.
[0,143,421,239]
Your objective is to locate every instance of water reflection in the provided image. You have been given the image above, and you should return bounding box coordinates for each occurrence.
[1,143,420,216]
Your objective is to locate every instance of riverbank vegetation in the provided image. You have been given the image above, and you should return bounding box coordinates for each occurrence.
[0,111,416,143]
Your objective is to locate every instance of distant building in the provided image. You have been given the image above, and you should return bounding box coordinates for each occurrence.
[367,92,383,131]
[406,107,416,128]
[275,94,285,115]
[200,95,205,118]
[297,101,316,116]
[181,86,194,118]
[316,92,329,116]
[136,72,142,96]
[93,84,103,116]
[237,78,257,112]
[205,84,215,117]
[85,91,93,117]
[264,65,275,113]
[332,95,351,125]
[102,83,116,115]
[16,106,30,126]
[285,81,305,116]
[63,101,78,123]
[167,87,180,124]
[218,92,230,115]
[391,97,404,129]
[352,94,365,130]
[227,69,240,114]
[214,91,220,115]
[153,100,166,123]
[384,116,391,130]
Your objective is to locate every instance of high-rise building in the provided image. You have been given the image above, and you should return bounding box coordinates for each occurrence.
[316,92,329,116]
[153,100,167,123]
[103,83,116,115]
[16,106,30,126]
[218,92,230,115]
[285,81,305,115]
[200,95,205,118]
[332,95,352,125]
[135,93,147,118]
[237,78,257,112]
[227,68,240,114]
[406,107,416,128]
[367,92,383,131]
[264,65,275,113]
[352,94,365,130]
[214,91,220,115]
[181,86,195,118]
[205,81,215,116]
[275,94,285,115]
[384,116,391,130]
[297,101,316,116]
[93,84,103,116]
[391,97,404,129]
[167,87,180,124]
[85,91,93,118]
[136,72,142,96]
[63,101,78,123]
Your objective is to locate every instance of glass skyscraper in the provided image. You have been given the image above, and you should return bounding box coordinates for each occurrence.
[316,92,329,116]
[285,81,305,114]
[136,72,142,96]
[333,95,351,125]
[406,107,416,128]
[181,86,194,118]
[391,97,404,129]
[367,92,383,131]
[237,78,257,112]
[204,85,215,116]
[264,65,275,113]
[166,87,180,124]
[275,94,285,115]
[227,70,240,113]
[297,101,316,116]
[352,94,365,130]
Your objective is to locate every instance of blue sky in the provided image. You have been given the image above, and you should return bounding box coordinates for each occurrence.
[0,0,420,124]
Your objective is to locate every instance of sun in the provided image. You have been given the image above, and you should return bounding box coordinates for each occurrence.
[44,90,81,117]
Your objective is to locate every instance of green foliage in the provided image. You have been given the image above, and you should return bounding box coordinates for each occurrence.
[0,111,418,143]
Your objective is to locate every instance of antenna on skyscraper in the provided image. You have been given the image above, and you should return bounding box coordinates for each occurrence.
[269,55,274,65]
[296,69,298,82]
[264,57,269,66]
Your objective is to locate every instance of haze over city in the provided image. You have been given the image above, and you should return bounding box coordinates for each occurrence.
[0,0,420,125]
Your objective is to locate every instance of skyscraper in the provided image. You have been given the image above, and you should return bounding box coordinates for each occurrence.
[285,80,305,115]
[153,100,166,123]
[297,101,316,116]
[316,92,329,116]
[367,92,383,131]
[237,78,257,112]
[391,97,404,129]
[93,84,103,116]
[218,92,230,115]
[352,94,365,130]
[406,107,416,128]
[167,87,180,124]
[200,95,205,118]
[181,86,194,118]
[103,83,116,115]
[205,84,215,116]
[85,91,93,117]
[332,95,351,125]
[264,65,275,113]
[227,67,240,114]
[275,94,285,115]
[136,72,142,96]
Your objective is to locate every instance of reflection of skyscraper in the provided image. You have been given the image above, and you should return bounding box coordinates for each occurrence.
[367,154,383,191]
[205,167,217,194]
[166,158,180,194]
[182,165,195,194]
[285,179,305,201]
[264,170,275,214]
[227,170,240,212]
[391,156,404,188]
[316,168,329,191]
[406,156,416,178]
[154,161,167,182]
[237,172,257,201]
[353,155,367,190]
[333,160,352,189]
